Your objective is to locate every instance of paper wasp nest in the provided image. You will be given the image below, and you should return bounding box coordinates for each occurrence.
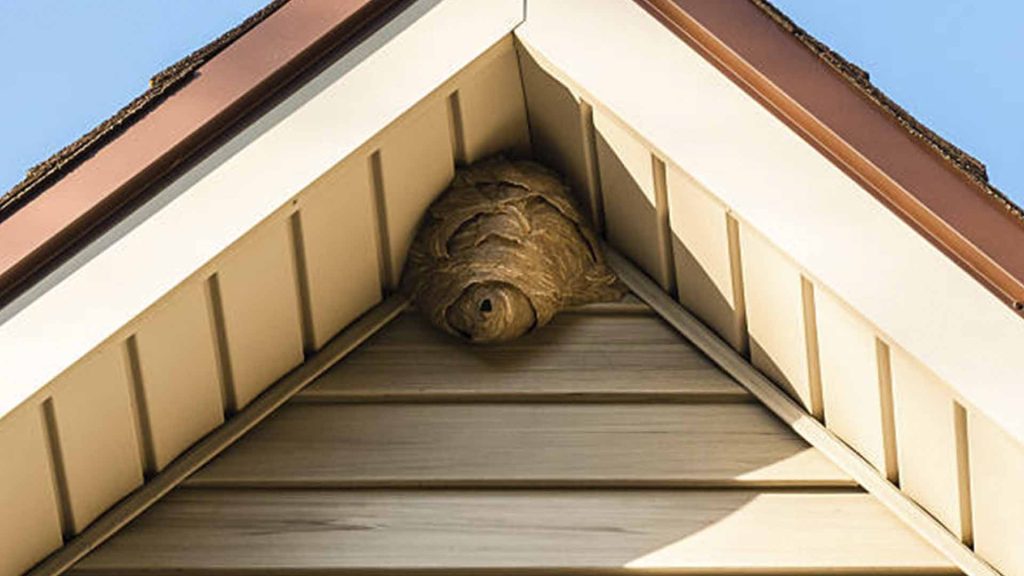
[401,157,625,344]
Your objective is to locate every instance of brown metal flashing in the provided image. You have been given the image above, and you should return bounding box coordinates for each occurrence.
[0,0,290,219]
[749,0,1023,224]
[3,0,1023,317]
[0,0,402,302]
[636,0,1024,312]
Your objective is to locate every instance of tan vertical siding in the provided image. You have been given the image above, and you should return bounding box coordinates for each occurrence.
[0,406,63,576]
[49,347,143,533]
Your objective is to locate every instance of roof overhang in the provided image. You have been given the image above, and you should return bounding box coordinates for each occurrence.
[2,2,1022,576]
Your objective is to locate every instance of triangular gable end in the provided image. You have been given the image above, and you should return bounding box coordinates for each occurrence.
[0,2,1021,576]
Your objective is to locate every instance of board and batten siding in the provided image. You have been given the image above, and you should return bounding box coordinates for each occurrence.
[514,15,1022,575]
[0,20,528,575]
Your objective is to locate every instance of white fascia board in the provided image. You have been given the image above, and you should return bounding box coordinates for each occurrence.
[0,0,523,419]
[517,0,1024,444]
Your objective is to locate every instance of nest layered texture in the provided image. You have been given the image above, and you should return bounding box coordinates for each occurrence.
[402,158,624,343]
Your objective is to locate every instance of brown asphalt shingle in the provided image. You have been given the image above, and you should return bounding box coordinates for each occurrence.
[751,0,1022,222]
[1,0,1019,223]
[0,0,290,221]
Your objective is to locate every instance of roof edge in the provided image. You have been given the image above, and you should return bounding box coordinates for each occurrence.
[750,0,1023,223]
[0,0,291,219]
[0,0,405,304]
[637,0,1024,312]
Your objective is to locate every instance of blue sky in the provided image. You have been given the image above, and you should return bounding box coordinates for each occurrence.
[1,1,1021,204]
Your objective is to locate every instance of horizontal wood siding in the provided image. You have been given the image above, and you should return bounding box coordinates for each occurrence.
[74,489,954,574]
[300,311,749,402]
[516,8,1024,576]
[2,35,531,575]
[74,301,954,574]
[187,403,850,487]
[513,40,1005,575]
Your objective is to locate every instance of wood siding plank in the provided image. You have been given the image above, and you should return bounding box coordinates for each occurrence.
[27,297,408,576]
[187,403,851,487]
[73,489,955,574]
[456,37,531,163]
[517,43,593,215]
[296,157,382,350]
[740,225,820,414]
[610,247,988,576]
[132,283,224,472]
[299,311,749,402]
[0,406,63,576]
[49,346,143,534]
[668,165,745,351]
[594,110,669,290]
[969,411,1024,576]
[378,100,455,285]
[217,220,305,411]
[816,288,893,479]
[891,346,965,540]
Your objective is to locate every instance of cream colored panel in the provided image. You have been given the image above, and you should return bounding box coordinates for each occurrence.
[299,158,382,349]
[380,100,455,283]
[595,111,667,288]
[970,411,1024,576]
[891,347,963,538]
[517,44,591,212]
[517,0,1024,446]
[817,289,890,477]
[457,37,530,163]
[668,165,743,350]
[218,220,304,410]
[0,0,522,427]
[51,345,143,533]
[134,282,224,471]
[0,407,62,576]
[740,226,816,413]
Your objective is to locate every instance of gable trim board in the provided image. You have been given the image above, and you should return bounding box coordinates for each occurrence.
[0,0,523,437]
[515,0,1024,455]
[24,296,408,576]
[608,249,996,576]
[0,0,400,301]
[0,1,1020,575]
[640,0,1024,312]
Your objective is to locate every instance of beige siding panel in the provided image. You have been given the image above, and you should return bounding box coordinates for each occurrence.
[301,311,749,401]
[456,38,531,163]
[0,407,62,576]
[518,0,1024,451]
[189,403,851,487]
[133,282,224,471]
[740,226,817,412]
[816,289,891,477]
[891,346,964,539]
[516,44,591,212]
[218,220,304,410]
[970,411,1024,576]
[595,111,667,288]
[50,346,143,533]
[298,158,382,349]
[668,165,743,350]
[379,100,455,282]
[77,489,954,573]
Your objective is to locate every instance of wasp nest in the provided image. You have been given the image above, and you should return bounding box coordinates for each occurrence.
[401,157,625,343]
